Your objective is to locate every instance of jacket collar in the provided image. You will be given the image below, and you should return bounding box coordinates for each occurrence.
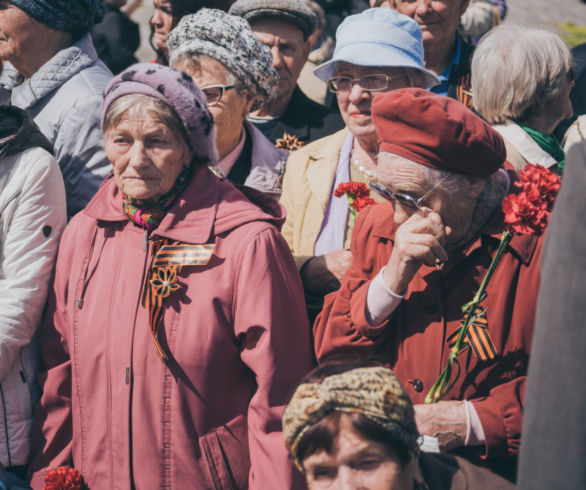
[84,164,220,244]
[305,129,349,214]
[243,120,288,195]
[493,119,558,169]
[3,34,99,109]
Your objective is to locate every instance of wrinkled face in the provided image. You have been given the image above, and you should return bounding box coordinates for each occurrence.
[392,0,470,48]
[182,56,253,157]
[250,18,309,102]
[377,154,443,224]
[151,0,174,53]
[105,110,191,202]
[302,414,414,490]
[0,1,46,66]
[376,153,485,243]
[334,62,413,141]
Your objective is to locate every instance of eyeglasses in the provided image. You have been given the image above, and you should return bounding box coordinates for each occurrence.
[368,174,450,211]
[200,84,235,106]
[326,74,400,93]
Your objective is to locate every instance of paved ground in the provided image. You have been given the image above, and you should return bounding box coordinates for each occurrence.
[131,0,586,62]
[506,0,586,32]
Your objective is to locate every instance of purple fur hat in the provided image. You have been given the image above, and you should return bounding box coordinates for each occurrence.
[101,63,218,165]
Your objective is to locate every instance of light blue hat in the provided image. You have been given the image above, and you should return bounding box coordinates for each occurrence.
[313,8,439,89]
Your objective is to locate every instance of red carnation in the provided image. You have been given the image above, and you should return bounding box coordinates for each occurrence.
[44,467,85,490]
[502,163,561,236]
[334,181,371,199]
[335,181,377,218]
[352,196,377,212]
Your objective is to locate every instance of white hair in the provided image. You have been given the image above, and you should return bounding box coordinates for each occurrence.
[471,24,573,124]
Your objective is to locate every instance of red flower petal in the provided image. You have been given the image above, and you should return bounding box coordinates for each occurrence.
[502,164,560,236]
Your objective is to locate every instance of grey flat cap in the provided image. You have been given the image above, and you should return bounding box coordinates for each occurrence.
[229,0,317,39]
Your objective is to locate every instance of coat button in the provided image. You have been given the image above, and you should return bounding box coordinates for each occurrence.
[411,379,424,392]
[42,225,52,237]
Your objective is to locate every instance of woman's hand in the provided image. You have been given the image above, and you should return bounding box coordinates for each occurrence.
[383,209,449,294]
[301,250,353,295]
[414,401,467,452]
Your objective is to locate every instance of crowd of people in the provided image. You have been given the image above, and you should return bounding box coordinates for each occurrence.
[0,0,583,488]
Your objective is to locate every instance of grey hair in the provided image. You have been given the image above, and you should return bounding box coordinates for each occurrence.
[171,53,248,97]
[419,165,478,195]
[471,24,573,124]
[103,94,191,150]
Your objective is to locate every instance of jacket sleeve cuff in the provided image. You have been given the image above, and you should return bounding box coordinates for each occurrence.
[29,470,48,490]
[471,381,524,459]
[471,397,507,458]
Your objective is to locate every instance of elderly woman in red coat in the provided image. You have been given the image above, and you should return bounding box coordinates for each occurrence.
[314,88,542,481]
[27,63,312,489]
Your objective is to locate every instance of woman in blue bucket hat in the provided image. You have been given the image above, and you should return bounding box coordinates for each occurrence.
[280,8,439,321]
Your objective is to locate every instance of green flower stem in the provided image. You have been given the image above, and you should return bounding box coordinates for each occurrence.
[424,231,513,404]
[348,196,357,220]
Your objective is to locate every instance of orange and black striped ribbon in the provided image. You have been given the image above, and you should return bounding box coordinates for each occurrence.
[141,239,215,360]
[456,73,474,110]
[447,306,498,361]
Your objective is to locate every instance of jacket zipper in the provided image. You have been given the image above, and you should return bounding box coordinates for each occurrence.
[0,384,11,467]
[127,229,151,488]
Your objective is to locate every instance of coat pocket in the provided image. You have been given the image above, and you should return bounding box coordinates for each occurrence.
[199,414,250,490]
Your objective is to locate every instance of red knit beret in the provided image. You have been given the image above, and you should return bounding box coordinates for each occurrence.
[372,88,506,178]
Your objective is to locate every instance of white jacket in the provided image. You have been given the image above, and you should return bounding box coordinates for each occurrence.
[0,147,66,467]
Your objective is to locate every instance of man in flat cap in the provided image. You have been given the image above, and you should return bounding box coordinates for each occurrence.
[314,88,543,482]
[229,0,344,145]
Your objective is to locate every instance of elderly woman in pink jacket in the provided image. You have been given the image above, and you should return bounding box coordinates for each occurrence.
[27,63,313,489]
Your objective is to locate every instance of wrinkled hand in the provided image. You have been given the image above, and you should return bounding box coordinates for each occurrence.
[383,209,449,294]
[414,401,467,452]
[301,249,353,295]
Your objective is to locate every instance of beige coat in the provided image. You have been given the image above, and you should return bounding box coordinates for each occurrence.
[280,129,349,269]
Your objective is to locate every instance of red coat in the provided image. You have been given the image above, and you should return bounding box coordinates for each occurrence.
[28,166,313,489]
[314,201,542,478]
